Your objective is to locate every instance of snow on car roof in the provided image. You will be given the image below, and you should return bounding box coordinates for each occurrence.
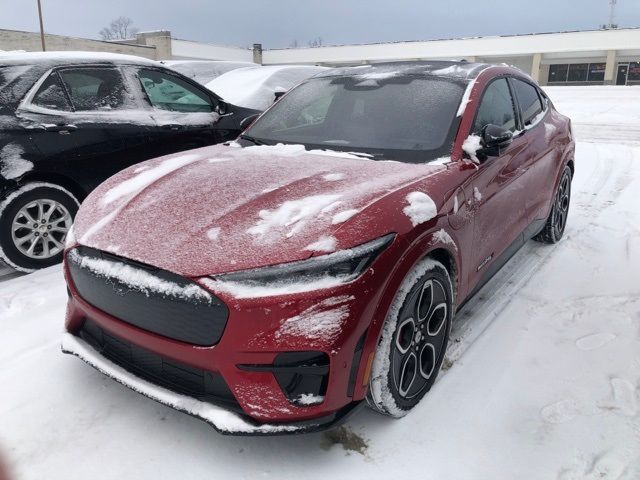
[317,60,493,80]
[0,51,158,67]
[205,64,328,111]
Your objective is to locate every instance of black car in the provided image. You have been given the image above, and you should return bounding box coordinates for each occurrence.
[0,52,258,272]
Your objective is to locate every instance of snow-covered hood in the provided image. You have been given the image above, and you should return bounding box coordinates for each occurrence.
[73,143,444,277]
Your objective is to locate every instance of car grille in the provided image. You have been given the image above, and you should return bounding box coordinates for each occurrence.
[67,246,229,346]
[79,319,241,412]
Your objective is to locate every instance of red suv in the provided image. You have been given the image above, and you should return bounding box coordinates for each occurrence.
[62,61,574,434]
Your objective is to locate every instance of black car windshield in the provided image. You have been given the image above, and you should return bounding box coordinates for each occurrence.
[244,75,465,161]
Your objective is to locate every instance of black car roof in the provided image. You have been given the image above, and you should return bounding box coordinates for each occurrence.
[0,51,158,68]
[316,60,496,80]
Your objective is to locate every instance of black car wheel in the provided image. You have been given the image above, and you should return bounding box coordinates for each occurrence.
[367,258,453,417]
[0,183,79,272]
[534,165,572,244]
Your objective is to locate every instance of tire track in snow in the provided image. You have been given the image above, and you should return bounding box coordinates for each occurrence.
[444,140,638,371]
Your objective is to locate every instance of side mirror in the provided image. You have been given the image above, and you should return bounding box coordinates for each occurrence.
[479,124,513,158]
[216,100,228,115]
[273,87,287,103]
[240,113,260,131]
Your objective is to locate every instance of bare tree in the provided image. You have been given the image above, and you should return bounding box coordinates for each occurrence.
[289,39,299,48]
[99,16,138,41]
[307,37,323,48]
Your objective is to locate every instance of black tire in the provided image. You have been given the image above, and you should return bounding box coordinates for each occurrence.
[533,165,572,244]
[366,258,453,417]
[0,183,79,272]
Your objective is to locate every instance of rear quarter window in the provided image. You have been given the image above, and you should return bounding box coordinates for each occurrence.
[58,67,133,111]
[0,65,38,113]
[512,78,543,126]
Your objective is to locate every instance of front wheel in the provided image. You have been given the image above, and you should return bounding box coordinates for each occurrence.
[0,183,79,272]
[366,258,453,417]
[533,165,572,244]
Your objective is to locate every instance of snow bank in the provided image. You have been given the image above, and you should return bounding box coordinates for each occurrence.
[0,144,33,179]
[403,192,437,226]
[275,295,354,342]
[67,249,212,303]
[247,194,342,238]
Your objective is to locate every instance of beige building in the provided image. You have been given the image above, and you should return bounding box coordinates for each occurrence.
[2,27,639,86]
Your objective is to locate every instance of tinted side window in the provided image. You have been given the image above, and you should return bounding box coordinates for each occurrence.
[58,68,128,111]
[473,78,517,134]
[512,78,543,126]
[32,72,73,111]
[138,69,214,113]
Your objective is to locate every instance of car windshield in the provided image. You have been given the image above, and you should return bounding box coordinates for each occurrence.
[244,74,465,162]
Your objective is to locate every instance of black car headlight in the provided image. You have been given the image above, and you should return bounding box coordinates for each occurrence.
[208,234,395,297]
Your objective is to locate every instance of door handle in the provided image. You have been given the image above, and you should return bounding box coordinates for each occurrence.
[161,124,184,131]
[43,124,78,133]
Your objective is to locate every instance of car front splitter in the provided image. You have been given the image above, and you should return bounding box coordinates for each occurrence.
[61,333,363,436]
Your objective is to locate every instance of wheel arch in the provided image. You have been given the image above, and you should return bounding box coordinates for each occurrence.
[424,247,458,307]
[18,172,87,204]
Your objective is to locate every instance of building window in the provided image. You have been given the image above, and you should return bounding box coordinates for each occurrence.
[549,64,568,83]
[628,62,640,82]
[587,63,606,82]
[567,64,589,82]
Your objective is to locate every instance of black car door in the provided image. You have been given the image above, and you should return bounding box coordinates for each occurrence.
[133,67,260,155]
[19,65,155,192]
[130,67,231,157]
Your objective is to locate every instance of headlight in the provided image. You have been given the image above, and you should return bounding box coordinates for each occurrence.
[208,234,395,298]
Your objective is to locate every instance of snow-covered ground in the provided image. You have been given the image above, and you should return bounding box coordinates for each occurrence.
[1,86,639,479]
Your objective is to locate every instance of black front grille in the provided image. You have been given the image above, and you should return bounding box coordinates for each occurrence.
[67,246,228,346]
[79,319,241,412]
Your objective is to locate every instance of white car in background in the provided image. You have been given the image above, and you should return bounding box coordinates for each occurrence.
[206,64,328,111]
[161,60,255,85]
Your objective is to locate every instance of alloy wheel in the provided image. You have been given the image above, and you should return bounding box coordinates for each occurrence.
[10,199,72,260]
[553,171,571,235]
[392,278,449,399]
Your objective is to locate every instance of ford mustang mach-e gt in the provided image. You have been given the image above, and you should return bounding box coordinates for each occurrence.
[62,61,574,434]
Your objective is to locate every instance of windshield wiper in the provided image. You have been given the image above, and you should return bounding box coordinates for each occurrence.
[239,134,265,146]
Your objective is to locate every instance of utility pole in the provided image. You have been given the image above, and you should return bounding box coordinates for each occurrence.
[37,0,46,51]
[608,0,618,29]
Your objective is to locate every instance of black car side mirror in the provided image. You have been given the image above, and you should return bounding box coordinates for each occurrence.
[240,114,260,131]
[216,101,228,116]
[479,124,513,159]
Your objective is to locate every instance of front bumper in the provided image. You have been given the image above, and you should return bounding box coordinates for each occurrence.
[62,240,400,433]
[62,333,363,435]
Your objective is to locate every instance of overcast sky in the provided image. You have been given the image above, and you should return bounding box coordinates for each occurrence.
[1,0,639,49]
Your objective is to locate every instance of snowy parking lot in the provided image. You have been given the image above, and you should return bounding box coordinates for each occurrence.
[1,86,639,479]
